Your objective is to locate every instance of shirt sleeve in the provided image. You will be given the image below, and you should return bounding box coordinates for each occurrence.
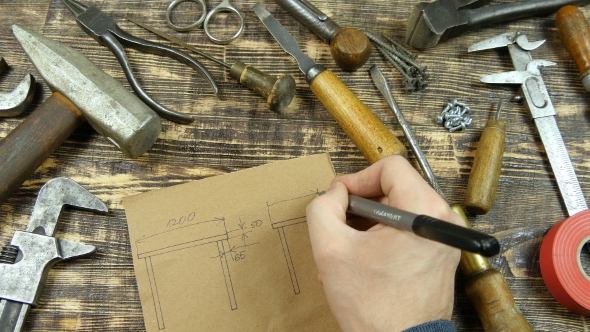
[403,319,457,332]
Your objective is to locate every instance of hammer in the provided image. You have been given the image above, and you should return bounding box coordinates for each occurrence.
[406,0,590,49]
[0,25,162,206]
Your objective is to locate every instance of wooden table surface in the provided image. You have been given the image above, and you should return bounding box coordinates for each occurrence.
[1,0,589,331]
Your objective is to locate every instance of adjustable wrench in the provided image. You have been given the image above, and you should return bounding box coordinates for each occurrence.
[0,178,108,332]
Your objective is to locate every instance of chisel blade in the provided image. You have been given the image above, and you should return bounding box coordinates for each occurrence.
[252,3,316,75]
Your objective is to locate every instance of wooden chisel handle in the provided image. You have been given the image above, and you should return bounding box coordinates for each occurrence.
[452,205,533,332]
[556,5,590,91]
[309,70,407,163]
[0,92,85,205]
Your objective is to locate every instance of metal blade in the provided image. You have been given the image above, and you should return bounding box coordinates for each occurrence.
[252,3,315,75]
[480,71,530,84]
[60,0,88,18]
[468,32,518,52]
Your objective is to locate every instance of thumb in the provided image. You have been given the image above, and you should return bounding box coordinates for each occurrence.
[306,182,350,247]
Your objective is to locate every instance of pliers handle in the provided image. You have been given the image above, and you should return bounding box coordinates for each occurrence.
[62,0,219,124]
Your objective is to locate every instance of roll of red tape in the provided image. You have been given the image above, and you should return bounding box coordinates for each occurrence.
[540,210,590,316]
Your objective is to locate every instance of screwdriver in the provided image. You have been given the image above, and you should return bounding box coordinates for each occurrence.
[556,5,590,92]
[464,100,506,215]
[128,19,296,112]
[253,4,407,162]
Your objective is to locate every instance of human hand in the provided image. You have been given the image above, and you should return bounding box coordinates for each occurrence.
[306,155,465,331]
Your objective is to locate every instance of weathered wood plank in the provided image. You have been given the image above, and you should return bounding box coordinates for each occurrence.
[1,0,589,331]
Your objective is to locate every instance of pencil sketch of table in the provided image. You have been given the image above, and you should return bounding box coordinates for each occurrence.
[267,193,316,295]
[136,217,235,330]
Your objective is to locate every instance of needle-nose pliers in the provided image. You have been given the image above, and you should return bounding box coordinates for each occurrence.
[61,0,219,124]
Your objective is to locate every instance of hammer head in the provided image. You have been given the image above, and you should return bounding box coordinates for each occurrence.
[25,177,108,236]
[11,25,161,158]
[406,0,492,49]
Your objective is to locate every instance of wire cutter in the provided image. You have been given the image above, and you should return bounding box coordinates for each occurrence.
[60,0,219,124]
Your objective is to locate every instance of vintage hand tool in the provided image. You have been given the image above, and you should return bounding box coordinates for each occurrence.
[166,0,244,44]
[370,65,533,332]
[0,177,108,332]
[274,0,372,71]
[464,99,506,215]
[556,5,590,92]
[253,4,407,163]
[0,57,36,117]
[406,0,590,49]
[61,0,219,124]
[128,19,296,112]
[470,31,590,315]
[0,25,161,206]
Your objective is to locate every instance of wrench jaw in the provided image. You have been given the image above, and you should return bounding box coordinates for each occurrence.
[26,178,108,237]
[0,177,106,331]
[0,58,36,118]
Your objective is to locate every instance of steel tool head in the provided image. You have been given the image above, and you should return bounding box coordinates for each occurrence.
[11,25,161,158]
[253,3,316,76]
[468,31,545,53]
[0,58,36,117]
[25,177,107,237]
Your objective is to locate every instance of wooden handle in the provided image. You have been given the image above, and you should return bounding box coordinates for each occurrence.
[309,70,407,163]
[465,119,506,215]
[330,28,372,71]
[0,92,85,205]
[229,61,296,112]
[451,205,533,332]
[556,6,590,78]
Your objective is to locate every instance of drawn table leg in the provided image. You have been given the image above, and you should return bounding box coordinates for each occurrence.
[277,227,300,294]
[218,240,238,310]
[145,256,165,330]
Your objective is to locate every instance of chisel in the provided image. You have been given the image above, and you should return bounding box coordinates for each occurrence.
[253,3,407,163]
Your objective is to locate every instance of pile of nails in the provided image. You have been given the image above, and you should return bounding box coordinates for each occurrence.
[366,32,429,93]
[436,99,473,132]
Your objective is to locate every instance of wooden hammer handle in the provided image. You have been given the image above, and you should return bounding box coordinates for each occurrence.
[0,92,85,205]
[309,70,407,163]
[556,5,590,78]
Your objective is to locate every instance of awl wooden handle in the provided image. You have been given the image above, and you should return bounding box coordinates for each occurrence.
[556,5,590,91]
[309,70,407,163]
[465,119,506,215]
[452,205,533,332]
[0,92,85,205]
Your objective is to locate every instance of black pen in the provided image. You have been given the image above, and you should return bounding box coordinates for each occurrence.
[347,195,500,257]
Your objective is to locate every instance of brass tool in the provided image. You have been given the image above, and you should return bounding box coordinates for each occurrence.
[253,4,407,162]
[274,0,372,71]
[465,99,506,215]
[556,5,590,92]
[370,65,532,332]
[128,19,296,112]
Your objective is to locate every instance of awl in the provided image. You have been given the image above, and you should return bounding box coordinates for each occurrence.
[253,3,407,163]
